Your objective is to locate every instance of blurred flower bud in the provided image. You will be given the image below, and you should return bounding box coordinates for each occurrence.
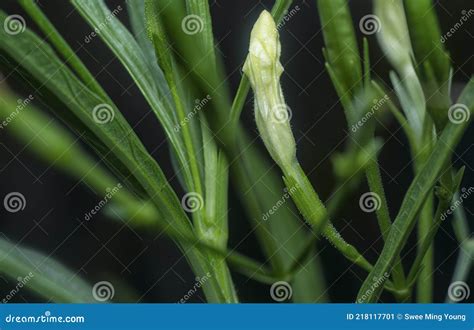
[375,0,426,142]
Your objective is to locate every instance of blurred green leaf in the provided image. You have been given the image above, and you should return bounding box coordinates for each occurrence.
[404,0,452,131]
[0,238,95,303]
[71,0,199,191]
[317,0,362,100]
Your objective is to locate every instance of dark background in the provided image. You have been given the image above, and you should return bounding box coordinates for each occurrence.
[0,0,472,302]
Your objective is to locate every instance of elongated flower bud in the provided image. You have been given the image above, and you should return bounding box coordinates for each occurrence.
[243,10,296,169]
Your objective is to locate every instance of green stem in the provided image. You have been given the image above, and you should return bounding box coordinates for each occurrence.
[416,193,435,302]
[452,191,470,243]
[408,197,449,286]
[365,160,406,285]
[411,118,437,302]
[283,162,378,271]
[229,77,250,132]
[282,161,329,235]
[278,165,402,296]
[167,86,203,198]
[356,115,470,302]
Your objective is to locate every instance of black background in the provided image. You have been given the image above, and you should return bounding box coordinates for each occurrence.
[0,0,472,302]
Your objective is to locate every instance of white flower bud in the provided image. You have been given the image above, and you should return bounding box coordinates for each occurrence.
[243,10,296,168]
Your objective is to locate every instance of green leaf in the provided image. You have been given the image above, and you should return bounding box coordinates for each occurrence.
[143,0,236,301]
[150,0,328,302]
[0,13,190,235]
[18,0,108,101]
[0,12,232,302]
[126,0,158,67]
[404,0,452,131]
[374,0,426,143]
[404,0,450,84]
[0,237,94,303]
[0,87,158,223]
[185,0,216,66]
[317,0,362,97]
[357,79,473,302]
[147,0,232,146]
[70,0,197,190]
[144,0,204,194]
[199,120,228,248]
